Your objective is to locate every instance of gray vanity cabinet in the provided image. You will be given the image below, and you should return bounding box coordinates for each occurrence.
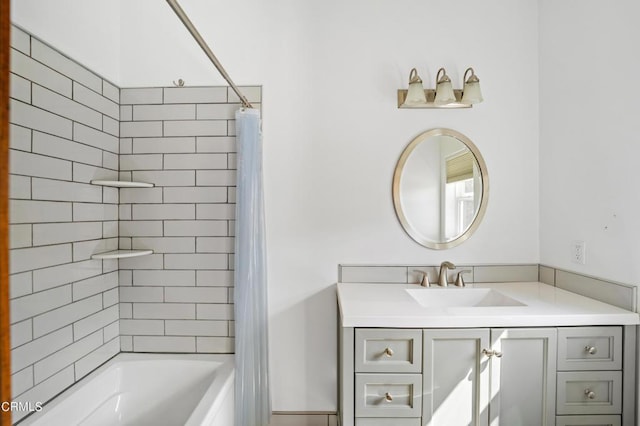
[340,326,635,426]
[422,328,556,426]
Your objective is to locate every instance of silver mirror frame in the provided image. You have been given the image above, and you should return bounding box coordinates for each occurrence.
[392,128,489,249]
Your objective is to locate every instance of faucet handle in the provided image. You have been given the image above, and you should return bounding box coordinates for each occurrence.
[412,270,430,287]
[455,270,470,287]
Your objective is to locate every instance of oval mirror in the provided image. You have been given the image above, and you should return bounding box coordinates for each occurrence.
[392,128,489,249]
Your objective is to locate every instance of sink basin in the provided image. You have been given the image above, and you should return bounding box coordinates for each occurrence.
[406,288,526,308]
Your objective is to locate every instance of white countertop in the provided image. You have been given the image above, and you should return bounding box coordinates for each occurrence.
[337,282,640,328]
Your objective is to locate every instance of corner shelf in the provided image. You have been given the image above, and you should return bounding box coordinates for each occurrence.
[89,179,155,260]
[90,180,155,188]
[91,250,154,260]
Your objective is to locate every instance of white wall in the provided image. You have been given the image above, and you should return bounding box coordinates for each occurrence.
[539,1,640,286]
[12,0,541,411]
[11,0,121,83]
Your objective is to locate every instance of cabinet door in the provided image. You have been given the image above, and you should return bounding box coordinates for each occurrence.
[490,328,557,426]
[423,329,490,426]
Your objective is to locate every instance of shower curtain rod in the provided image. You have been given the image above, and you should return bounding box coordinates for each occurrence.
[166,0,253,109]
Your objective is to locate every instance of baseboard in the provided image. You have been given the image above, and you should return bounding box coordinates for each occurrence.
[270,412,338,426]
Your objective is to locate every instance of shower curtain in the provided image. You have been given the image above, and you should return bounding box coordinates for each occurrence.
[234,108,271,426]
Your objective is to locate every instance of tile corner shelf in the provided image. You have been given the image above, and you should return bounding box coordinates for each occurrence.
[90,180,155,188]
[91,250,154,260]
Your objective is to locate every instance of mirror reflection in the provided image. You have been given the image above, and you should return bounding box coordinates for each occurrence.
[392,129,489,249]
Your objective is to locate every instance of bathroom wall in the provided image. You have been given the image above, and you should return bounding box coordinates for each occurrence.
[117,85,260,353]
[10,0,121,83]
[538,1,640,287]
[8,26,120,422]
[9,0,640,415]
[12,0,541,412]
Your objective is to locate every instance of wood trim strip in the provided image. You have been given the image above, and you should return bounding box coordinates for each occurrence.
[0,0,11,424]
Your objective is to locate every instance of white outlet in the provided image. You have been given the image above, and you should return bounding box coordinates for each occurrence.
[572,240,586,264]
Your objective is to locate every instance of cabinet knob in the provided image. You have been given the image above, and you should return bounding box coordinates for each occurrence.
[384,392,393,402]
[482,348,503,358]
[584,389,596,399]
[585,346,597,355]
[383,347,394,357]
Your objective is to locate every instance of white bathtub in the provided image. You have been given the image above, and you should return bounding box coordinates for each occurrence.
[20,353,234,426]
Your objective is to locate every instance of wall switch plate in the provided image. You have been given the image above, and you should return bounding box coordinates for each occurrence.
[571,240,586,264]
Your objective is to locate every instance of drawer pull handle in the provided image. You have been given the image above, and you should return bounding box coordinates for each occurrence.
[383,347,394,357]
[585,346,598,355]
[584,389,596,399]
[482,348,503,358]
[384,392,393,402]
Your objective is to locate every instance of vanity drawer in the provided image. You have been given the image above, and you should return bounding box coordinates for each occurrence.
[556,371,622,415]
[356,418,421,426]
[558,327,622,371]
[355,373,422,418]
[556,415,620,426]
[355,329,422,373]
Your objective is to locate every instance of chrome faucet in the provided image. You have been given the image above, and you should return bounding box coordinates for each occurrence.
[438,261,456,287]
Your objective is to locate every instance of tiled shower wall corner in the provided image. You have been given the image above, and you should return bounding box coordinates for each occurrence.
[8,24,260,416]
[8,26,120,421]
[117,85,260,353]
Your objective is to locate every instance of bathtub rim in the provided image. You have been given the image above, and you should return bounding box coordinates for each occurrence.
[185,355,235,426]
[18,352,234,426]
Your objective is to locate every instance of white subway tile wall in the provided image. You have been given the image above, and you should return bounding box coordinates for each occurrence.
[9,25,256,418]
[8,26,121,421]
[118,83,260,355]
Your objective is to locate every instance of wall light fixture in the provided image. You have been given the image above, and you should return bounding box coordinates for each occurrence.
[398,67,483,109]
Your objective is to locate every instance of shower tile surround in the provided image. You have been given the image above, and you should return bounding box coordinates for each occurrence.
[9,26,120,420]
[8,25,259,417]
[116,83,259,355]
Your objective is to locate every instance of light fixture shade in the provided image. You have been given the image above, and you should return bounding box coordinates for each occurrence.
[434,68,456,105]
[461,67,483,104]
[403,68,427,106]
